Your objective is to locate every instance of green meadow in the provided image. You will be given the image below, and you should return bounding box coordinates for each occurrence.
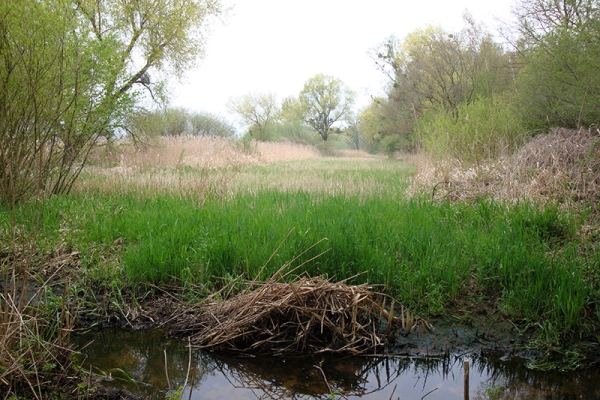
[3,152,597,343]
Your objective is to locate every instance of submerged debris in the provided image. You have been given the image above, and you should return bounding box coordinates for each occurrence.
[170,275,397,354]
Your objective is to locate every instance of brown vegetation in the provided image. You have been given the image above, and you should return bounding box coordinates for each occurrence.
[0,272,76,399]
[409,128,600,210]
[89,136,321,170]
[170,273,395,355]
[77,137,323,198]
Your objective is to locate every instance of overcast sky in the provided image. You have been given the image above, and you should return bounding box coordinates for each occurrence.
[171,0,515,125]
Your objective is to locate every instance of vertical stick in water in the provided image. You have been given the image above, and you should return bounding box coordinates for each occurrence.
[464,360,470,400]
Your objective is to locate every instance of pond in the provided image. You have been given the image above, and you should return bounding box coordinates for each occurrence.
[72,329,600,399]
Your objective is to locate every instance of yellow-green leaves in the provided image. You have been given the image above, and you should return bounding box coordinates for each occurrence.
[298,74,355,141]
[227,92,279,140]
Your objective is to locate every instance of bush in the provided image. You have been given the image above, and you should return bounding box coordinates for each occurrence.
[379,135,409,158]
[417,96,527,164]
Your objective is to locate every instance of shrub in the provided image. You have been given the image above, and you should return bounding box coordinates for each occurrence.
[417,96,527,165]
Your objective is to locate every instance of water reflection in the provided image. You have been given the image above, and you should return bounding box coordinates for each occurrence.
[72,329,600,399]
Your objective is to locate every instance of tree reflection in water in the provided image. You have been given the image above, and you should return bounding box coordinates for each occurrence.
[73,329,600,399]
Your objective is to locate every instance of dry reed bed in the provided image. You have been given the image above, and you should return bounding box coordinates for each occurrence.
[78,137,323,197]
[170,275,394,355]
[409,128,600,208]
[91,136,321,170]
[230,157,402,197]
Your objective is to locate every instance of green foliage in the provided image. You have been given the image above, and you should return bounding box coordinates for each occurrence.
[3,183,594,341]
[246,123,275,141]
[299,74,355,141]
[0,0,223,206]
[516,31,600,129]
[127,107,234,139]
[266,97,321,145]
[270,120,320,146]
[379,135,409,158]
[485,385,504,400]
[358,98,415,154]
[513,0,600,129]
[0,0,130,205]
[368,18,515,155]
[417,96,527,164]
[227,92,279,140]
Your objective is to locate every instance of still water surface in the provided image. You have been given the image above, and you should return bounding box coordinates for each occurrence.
[72,329,600,399]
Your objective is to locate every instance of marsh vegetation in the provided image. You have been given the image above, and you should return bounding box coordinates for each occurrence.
[2,135,599,398]
[2,0,600,398]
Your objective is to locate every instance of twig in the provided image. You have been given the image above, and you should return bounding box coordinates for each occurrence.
[387,383,397,400]
[421,387,438,399]
[313,364,332,393]
[182,337,192,390]
[187,355,196,400]
[254,228,295,280]
[164,349,171,391]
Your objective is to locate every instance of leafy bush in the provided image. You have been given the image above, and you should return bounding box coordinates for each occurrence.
[379,135,410,157]
[417,96,526,165]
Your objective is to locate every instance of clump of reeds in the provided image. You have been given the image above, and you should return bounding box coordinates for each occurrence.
[0,268,77,399]
[79,136,326,199]
[170,272,396,355]
[409,127,600,207]
[256,140,322,163]
[510,127,599,204]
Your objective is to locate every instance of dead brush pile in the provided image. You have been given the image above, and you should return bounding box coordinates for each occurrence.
[510,127,600,203]
[170,275,390,355]
[410,127,600,209]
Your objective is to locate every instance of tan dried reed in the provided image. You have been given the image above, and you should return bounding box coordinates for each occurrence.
[170,274,389,355]
[78,137,327,198]
[409,128,600,207]
[0,268,76,398]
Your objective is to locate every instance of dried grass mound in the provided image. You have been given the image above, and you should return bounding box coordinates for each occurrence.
[171,276,387,355]
[409,127,600,206]
[510,127,600,202]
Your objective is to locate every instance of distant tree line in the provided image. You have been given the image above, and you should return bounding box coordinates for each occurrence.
[226,1,600,162]
[3,0,598,204]
[226,74,357,153]
[360,0,600,160]
[126,108,235,139]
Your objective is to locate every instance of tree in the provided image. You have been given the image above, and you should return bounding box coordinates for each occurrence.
[126,108,234,138]
[298,74,355,141]
[280,96,305,123]
[384,19,505,116]
[512,0,600,128]
[344,118,361,151]
[227,92,278,140]
[189,111,235,138]
[0,0,223,205]
[513,0,600,47]
[366,17,514,154]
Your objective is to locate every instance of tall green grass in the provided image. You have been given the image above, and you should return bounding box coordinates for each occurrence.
[1,189,593,335]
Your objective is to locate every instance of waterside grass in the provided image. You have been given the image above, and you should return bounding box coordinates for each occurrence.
[1,138,598,366]
[2,169,594,338]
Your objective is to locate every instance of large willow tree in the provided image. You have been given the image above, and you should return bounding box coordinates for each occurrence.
[0,0,222,205]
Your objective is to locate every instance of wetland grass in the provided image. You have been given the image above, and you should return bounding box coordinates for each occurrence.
[1,137,598,369]
[2,176,591,336]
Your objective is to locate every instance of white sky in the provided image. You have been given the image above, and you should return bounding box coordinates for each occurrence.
[171,0,515,126]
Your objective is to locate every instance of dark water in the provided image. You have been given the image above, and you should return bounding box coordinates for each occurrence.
[72,329,600,399]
